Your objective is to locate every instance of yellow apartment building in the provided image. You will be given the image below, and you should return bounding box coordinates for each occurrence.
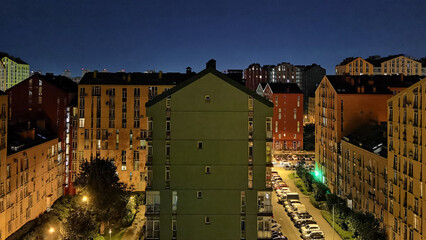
[380,55,422,76]
[76,71,192,192]
[335,57,374,75]
[387,77,426,240]
[341,124,389,229]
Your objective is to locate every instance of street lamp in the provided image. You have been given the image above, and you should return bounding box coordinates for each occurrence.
[109,229,112,240]
[82,195,89,203]
[49,227,54,234]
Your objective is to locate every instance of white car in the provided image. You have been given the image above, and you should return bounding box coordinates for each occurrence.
[305,230,324,240]
[300,224,320,235]
[281,187,291,193]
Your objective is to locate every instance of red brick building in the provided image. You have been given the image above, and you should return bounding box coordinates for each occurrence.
[244,63,268,90]
[260,83,303,150]
[6,73,78,194]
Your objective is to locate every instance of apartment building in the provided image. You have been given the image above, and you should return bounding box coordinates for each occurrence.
[77,71,192,192]
[260,83,303,151]
[0,53,30,91]
[295,64,326,115]
[244,63,268,91]
[145,61,273,240]
[314,75,421,193]
[6,73,78,194]
[335,57,374,75]
[387,77,426,240]
[336,55,424,76]
[340,124,389,227]
[4,130,63,239]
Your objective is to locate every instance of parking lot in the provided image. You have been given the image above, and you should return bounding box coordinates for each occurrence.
[272,166,342,240]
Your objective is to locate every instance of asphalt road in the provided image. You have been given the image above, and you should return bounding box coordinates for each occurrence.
[272,165,342,240]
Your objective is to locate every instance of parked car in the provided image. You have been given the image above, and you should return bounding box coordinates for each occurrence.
[283,162,292,170]
[305,231,324,240]
[301,224,320,235]
[271,223,281,231]
[298,220,317,228]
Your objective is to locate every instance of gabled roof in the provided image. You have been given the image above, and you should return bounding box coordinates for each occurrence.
[337,57,359,66]
[326,75,422,94]
[342,124,387,158]
[267,83,302,94]
[146,67,273,107]
[79,71,194,85]
[0,52,28,65]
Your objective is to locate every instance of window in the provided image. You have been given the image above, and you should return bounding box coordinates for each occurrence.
[205,166,211,174]
[197,141,203,150]
[165,166,170,181]
[248,96,253,110]
[197,191,202,199]
[293,108,296,119]
[205,216,210,224]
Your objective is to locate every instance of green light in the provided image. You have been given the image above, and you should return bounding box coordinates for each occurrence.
[314,171,319,177]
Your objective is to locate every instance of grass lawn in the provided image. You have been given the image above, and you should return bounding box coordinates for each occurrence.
[288,172,296,180]
[294,178,310,195]
[321,210,354,240]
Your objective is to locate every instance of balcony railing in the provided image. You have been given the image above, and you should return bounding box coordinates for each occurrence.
[145,230,160,239]
[257,204,273,215]
[146,204,160,214]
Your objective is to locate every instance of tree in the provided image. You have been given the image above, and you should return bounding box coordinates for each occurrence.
[312,182,328,201]
[350,212,385,240]
[74,157,129,223]
[65,206,97,240]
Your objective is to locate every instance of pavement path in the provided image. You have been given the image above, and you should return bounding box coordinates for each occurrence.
[121,205,146,240]
[273,165,342,240]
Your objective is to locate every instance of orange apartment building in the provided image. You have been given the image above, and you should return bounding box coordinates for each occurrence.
[387,77,426,240]
[0,90,63,239]
[259,83,303,151]
[76,71,192,192]
[340,124,389,229]
[314,75,421,193]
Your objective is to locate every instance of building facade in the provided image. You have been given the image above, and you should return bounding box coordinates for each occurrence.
[6,73,78,194]
[261,83,303,151]
[244,63,268,91]
[295,64,326,114]
[145,63,273,240]
[340,124,389,228]
[314,75,421,193]
[336,55,425,77]
[387,78,426,240]
[77,71,192,192]
[0,53,30,91]
[335,57,374,76]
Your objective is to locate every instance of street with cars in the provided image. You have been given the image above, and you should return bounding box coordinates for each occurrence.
[270,153,342,240]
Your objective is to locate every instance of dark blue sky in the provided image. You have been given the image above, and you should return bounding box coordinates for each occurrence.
[1,0,426,76]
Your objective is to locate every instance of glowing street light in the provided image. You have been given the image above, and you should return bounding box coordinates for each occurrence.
[82,195,89,203]
[109,229,112,240]
[49,227,55,234]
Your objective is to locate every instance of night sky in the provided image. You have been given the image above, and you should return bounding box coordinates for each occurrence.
[1,0,426,76]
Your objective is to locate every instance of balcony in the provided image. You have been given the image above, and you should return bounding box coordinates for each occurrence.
[257,205,273,215]
[147,155,153,165]
[146,204,160,214]
[266,132,272,141]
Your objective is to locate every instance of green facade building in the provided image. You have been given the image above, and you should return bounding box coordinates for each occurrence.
[0,53,30,91]
[145,61,274,240]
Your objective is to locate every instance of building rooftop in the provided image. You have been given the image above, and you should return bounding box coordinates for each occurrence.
[8,127,57,155]
[79,71,195,85]
[268,83,302,94]
[0,52,28,65]
[326,75,423,94]
[342,123,387,158]
[36,73,78,93]
[146,63,273,108]
[337,57,359,66]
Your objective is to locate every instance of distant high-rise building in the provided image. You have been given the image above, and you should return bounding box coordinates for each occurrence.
[295,64,326,114]
[0,52,30,91]
[145,61,273,240]
[63,69,71,78]
[244,63,268,91]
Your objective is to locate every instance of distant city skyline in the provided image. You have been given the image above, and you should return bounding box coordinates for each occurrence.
[1,0,426,76]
